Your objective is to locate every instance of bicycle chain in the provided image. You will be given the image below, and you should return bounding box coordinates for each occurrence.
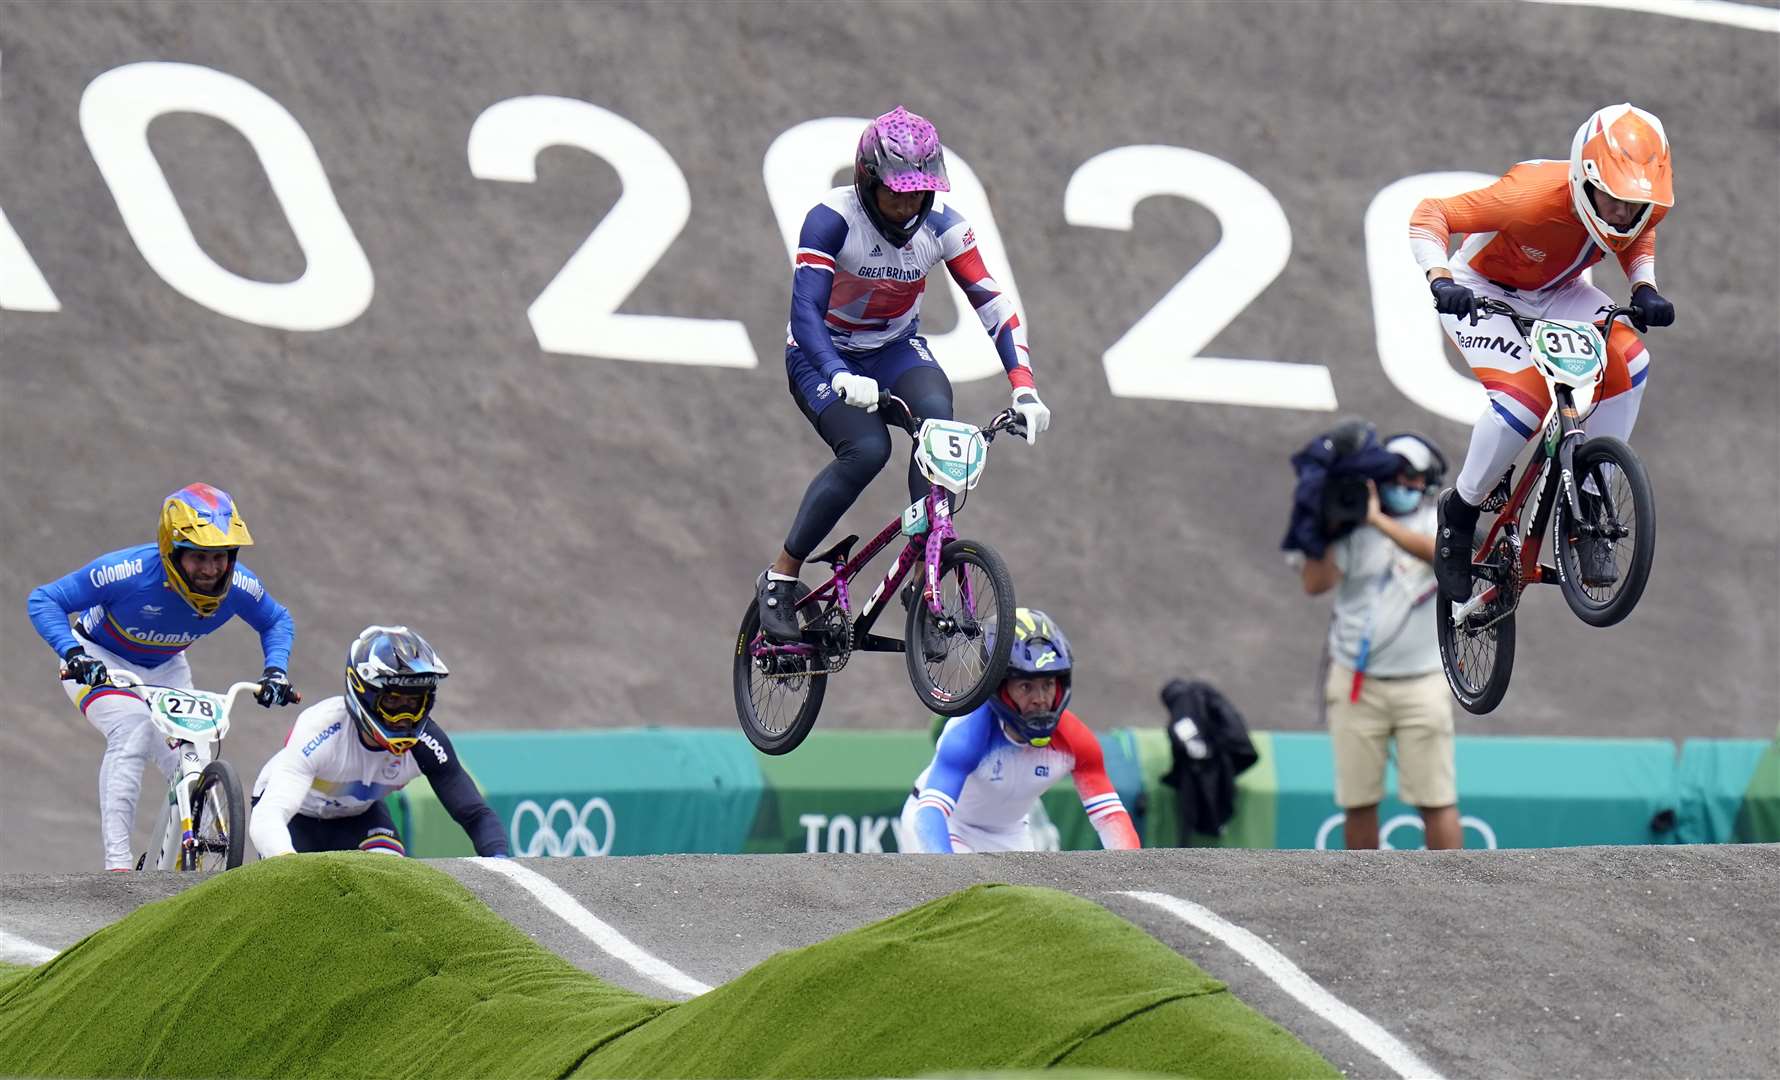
[1469,534,1523,633]
[754,607,852,680]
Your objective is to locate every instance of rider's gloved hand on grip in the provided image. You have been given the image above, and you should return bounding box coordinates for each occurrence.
[830,371,879,413]
[256,666,297,708]
[61,647,109,688]
[1011,387,1050,445]
[1629,284,1674,331]
[1429,277,1483,324]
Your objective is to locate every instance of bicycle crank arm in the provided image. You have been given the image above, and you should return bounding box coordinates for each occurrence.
[853,632,905,653]
[1450,587,1499,626]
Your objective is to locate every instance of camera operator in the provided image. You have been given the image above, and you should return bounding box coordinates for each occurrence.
[1298,429,1462,851]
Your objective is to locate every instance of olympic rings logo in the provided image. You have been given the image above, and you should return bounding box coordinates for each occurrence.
[1314,811,1498,850]
[510,797,615,857]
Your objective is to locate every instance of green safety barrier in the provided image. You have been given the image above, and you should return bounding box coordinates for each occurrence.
[745,731,935,853]
[1673,738,1775,844]
[1735,731,1780,843]
[400,729,761,857]
[392,725,1766,857]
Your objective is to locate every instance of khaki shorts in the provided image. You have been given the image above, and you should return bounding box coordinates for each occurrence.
[1325,663,1456,810]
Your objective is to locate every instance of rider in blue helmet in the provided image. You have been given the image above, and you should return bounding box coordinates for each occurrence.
[985,608,1074,746]
[903,608,1140,853]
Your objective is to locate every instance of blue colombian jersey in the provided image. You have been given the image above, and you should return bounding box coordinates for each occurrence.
[27,543,294,670]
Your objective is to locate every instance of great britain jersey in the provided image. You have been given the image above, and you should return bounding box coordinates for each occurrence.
[910,705,1140,853]
[27,543,294,670]
[788,187,1034,389]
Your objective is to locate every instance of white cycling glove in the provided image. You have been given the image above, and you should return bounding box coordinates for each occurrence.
[830,371,879,413]
[1011,387,1050,445]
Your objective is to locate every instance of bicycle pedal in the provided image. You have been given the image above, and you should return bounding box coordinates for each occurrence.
[1479,467,1513,513]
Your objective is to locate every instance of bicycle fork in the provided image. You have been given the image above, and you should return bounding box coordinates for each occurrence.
[1551,392,1590,536]
[918,489,959,617]
[157,740,208,871]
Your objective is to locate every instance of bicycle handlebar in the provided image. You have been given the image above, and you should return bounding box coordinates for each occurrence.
[59,667,300,708]
[876,390,1024,442]
[1474,297,1642,337]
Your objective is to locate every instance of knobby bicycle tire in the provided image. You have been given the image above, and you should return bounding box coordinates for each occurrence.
[1553,436,1655,628]
[188,759,246,870]
[732,596,827,755]
[1437,529,1519,715]
[1437,592,1516,715]
[905,538,1016,717]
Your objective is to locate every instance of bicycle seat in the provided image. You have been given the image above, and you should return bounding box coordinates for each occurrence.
[808,534,859,568]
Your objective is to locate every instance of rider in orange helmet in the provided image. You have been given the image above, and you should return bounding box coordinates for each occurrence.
[1408,104,1675,603]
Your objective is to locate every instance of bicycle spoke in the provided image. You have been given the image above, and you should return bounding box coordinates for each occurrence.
[193,784,231,871]
[749,641,819,735]
[1570,459,1635,605]
[920,561,998,701]
[1450,578,1500,695]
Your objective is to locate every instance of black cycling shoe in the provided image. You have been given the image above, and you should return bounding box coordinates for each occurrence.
[755,571,805,643]
[1435,489,1481,604]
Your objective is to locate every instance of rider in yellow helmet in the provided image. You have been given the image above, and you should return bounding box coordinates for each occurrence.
[27,483,299,869]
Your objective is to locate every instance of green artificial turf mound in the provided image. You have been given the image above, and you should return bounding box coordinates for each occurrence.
[0,855,666,1078]
[0,963,31,998]
[574,883,1336,1079]
[0,860,1335,1078]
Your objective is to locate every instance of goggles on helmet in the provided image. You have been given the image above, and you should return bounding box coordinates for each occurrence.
[345,626,448,754]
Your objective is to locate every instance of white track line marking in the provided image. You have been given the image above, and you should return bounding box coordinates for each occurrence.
[468,857,712,998]
[0,929,58,966]
[1117,891,1446,1080]
[1522,0,1780,32]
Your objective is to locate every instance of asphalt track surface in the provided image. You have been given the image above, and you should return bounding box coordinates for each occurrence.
[4,845,1778,1079]
[2,4,1776,869]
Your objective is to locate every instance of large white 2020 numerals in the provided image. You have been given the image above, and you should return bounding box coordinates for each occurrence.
[0,207,57,312]
[0,46,59,312]
[79,62,373,331]
[1065,145,1335,410]
[469,96,756,368]
[1365,172,1495,424]
[762,118,1024,384]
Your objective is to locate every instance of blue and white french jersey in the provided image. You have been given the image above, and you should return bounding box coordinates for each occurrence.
[26,543,294,670]
[787,187,1034,389]
[909,705,1139,853]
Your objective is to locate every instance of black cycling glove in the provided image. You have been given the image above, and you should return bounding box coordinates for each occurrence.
[1430,277,1483,324]
[1629,283,1674,331]
[256,666,296,707]
[62,647,110,688]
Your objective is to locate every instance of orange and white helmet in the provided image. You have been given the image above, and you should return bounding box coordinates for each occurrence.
[1568,103,1674,253]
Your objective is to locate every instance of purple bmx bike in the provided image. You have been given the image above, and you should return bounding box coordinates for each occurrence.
[733,393,1023,755]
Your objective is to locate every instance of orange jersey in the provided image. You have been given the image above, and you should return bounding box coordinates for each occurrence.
[1409,160,1664,294]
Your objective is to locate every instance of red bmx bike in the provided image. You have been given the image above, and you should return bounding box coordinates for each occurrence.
[1438,300,1656,714]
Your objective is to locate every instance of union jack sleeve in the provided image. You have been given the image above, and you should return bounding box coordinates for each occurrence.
[940,221,1033,389]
